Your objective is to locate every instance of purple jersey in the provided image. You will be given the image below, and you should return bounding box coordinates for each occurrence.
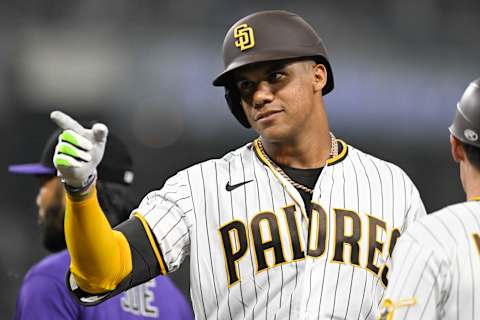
[15,250,193,320]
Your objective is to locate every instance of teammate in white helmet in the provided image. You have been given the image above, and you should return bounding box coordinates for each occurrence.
[379,78,480,320]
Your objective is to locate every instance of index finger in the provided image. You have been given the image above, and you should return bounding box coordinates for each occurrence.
[50,110,86,134]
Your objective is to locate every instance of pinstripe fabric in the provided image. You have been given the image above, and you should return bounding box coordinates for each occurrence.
[134,141,425,320]
[380,201,480,319]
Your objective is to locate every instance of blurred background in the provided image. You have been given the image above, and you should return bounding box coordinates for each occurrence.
[1,0,479,317]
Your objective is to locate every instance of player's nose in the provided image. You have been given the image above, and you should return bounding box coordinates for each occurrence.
[252,81,274,109]
[36,190,43,208]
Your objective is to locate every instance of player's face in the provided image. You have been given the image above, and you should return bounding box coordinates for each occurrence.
[36,176,66,252]
[234,59,326,142]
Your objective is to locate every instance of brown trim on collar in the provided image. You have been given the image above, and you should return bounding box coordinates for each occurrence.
[252,138,349,167]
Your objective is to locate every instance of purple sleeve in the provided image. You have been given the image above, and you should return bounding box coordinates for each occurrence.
[159,278,194,320]
[179,295,194,320]
[120,277,193,319]
[15,273,78,320]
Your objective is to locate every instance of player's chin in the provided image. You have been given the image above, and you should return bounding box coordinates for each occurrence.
[255,123,291,142]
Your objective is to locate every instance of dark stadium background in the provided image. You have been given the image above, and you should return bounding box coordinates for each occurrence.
[1,0,479,317]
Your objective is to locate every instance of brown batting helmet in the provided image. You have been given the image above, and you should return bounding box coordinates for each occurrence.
[213,10,334,128]
[449,78,480,148]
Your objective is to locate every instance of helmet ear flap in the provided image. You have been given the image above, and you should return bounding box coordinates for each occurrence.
[225,87,251,128]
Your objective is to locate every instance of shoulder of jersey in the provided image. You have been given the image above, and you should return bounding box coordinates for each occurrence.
[424,201,476,228]
[403,202,474,254]
[430,201,473,217]
[25,250,70,281]
[427,200,479,230]
[219,141,253,163]
[348,144,411,178]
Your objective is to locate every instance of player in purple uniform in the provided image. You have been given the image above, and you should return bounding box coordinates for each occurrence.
[10,127,193,320]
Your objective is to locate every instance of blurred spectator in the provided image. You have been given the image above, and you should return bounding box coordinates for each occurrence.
[10,127,193,320]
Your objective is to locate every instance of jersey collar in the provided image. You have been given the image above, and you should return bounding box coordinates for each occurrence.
[251,138,349,222]
[252,138,349,168]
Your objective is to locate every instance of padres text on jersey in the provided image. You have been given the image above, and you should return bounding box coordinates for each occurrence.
[136,140,426,320]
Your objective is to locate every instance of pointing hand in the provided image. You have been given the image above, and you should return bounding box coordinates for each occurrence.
[50,110,108,188]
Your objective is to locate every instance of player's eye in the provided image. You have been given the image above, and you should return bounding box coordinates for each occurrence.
[237,80,255,93]
[267,72,285,83]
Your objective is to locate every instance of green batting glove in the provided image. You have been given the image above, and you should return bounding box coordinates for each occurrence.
[50,110,109,188]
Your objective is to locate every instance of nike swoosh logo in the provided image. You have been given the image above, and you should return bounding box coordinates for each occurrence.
[226,180,253,192]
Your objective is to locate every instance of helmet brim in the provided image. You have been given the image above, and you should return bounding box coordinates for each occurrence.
[213,53,334,96]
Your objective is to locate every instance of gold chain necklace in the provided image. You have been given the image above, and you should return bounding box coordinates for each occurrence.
[257,132,338,195]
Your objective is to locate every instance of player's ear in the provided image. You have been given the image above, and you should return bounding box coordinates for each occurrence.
[450,135,466,163]
[312,63,327,93]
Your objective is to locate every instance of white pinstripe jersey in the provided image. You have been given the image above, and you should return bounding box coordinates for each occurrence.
[134,139,426,320]
[379,200,480,320]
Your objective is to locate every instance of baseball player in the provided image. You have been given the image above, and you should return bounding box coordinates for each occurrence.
[50,11,426,320]
[10,128,193,320]
[378,78,480,320]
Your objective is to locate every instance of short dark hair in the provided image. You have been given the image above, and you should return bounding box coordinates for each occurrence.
[96,181,138,228]
[461,142,480,171]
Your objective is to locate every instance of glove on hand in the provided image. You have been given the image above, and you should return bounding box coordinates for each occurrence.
[50,110,109,189]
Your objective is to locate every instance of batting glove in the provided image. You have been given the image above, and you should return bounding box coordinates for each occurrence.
[50,110,108,189]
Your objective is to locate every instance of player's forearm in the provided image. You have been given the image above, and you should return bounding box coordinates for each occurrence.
[65,185,132,293]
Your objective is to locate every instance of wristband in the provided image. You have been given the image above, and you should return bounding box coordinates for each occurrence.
[64,174,97,200]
